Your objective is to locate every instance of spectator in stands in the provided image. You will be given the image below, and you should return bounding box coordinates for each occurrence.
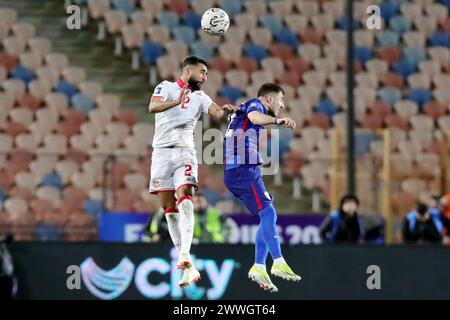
[0,235,16,300]
[440,194,450,219]
[144,208,172,243]
[319,194,365,244]
[428,195,450,245]
[402,202,444,244]
[192,193,226,244]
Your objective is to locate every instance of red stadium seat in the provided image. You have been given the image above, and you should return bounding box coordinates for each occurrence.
[116,109,138,127]
[379,46,402,66]
[3,121,27,139]
[0,168,14,190]
[359,113,383,130]
[277,71,301,88]
[17,93,42,111]
[65,148,89,166]
[286,57,310,76]
[384,114,409,130]
[269,44,294,62]
[308,112,330,130]
[424,100,447,121]
[299,28,323,45]
[168,0,189,16]
[210,57,232,74]
[236,57,258,74]
[0,52,18,73]
[380,72,404,89]
[368,100,392,119]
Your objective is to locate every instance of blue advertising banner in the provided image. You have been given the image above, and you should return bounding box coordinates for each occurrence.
[99,212,326,244]
[226,214,326,245]
[99,212,150,242]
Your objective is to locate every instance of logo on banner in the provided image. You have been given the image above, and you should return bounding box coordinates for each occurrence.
[79,248,237,300]
[80,257,135,300]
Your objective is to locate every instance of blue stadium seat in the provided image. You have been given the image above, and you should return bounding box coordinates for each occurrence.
[190,42,214,61]
[183,11,202,31]
[55,80,78,99]
[379,3,398,22]
[219,0,243,18]
[385,0,408,10]
[0,188,6,203]
[172,26,196,44]
[41,172,64,191]
[140,41,164,64]
[315,99,338,119]
[337,16,361,30]
[403,47,426,67]
[443,0,450,10]
[277,127,294,159]
[389,15,411,35]
[244,43,268,62]
[11,65,35,86]
[219,85,244,103]
[408,88,432,109]
[378,87,402,106]
[35,223,60,241]
[376,31,400,46]
[428,32,450,47]
[275,28,299,49]
[158,11,180,29]
[84,199,105,221]
[354,46,373,65]
[260,14,284,34]
[112,0,135,16]
[393,58,417,78]
[355,132,377,155]
[71,93,95,114]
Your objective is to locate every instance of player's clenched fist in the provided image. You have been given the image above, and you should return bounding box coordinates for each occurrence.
[276,117,296,129]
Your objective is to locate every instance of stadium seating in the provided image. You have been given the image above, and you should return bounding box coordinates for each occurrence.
[2,0,450,242]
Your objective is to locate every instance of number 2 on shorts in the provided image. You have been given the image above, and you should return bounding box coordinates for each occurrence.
[185,164,192,176]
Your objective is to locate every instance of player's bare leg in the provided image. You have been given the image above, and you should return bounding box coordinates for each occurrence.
[176,185,200,287]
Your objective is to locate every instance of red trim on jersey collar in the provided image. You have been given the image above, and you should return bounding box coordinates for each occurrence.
[177,78,187,89]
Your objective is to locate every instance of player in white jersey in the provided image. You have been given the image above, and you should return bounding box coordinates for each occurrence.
[148,56,236,288]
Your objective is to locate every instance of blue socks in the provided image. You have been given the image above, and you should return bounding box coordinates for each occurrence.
[255,204,282,265]
[255,222,269,264]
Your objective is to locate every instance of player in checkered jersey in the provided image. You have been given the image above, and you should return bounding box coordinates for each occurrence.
[148,56,237,288]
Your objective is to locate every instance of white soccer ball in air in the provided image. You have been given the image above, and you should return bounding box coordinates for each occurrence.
[201,8,230,36]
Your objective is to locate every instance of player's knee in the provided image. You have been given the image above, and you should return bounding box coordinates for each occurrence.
[177,195,194,214]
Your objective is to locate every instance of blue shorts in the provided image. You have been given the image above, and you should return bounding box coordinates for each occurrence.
[224,165,273,215]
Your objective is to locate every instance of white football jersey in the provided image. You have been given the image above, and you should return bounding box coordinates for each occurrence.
[151,79,213,148]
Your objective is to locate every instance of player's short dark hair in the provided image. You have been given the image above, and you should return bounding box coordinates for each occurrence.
[257,83,285,97]
[182,56,208,68]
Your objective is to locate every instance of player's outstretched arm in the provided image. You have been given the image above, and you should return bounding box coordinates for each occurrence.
[247,111,296,129]
[207,103,239,121]
[148,88,188,113]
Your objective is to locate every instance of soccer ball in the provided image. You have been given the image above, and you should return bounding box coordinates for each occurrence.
[201,8,230,36]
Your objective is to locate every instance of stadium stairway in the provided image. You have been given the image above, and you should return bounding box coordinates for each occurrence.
[1,0,152,121]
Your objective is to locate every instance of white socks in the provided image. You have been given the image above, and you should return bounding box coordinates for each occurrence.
[254,263,266,271]
[178,196,195,255]
[273,257,286,265]
[165,210,181,253]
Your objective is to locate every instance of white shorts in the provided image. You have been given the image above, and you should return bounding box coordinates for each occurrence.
[149,147,198,194]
